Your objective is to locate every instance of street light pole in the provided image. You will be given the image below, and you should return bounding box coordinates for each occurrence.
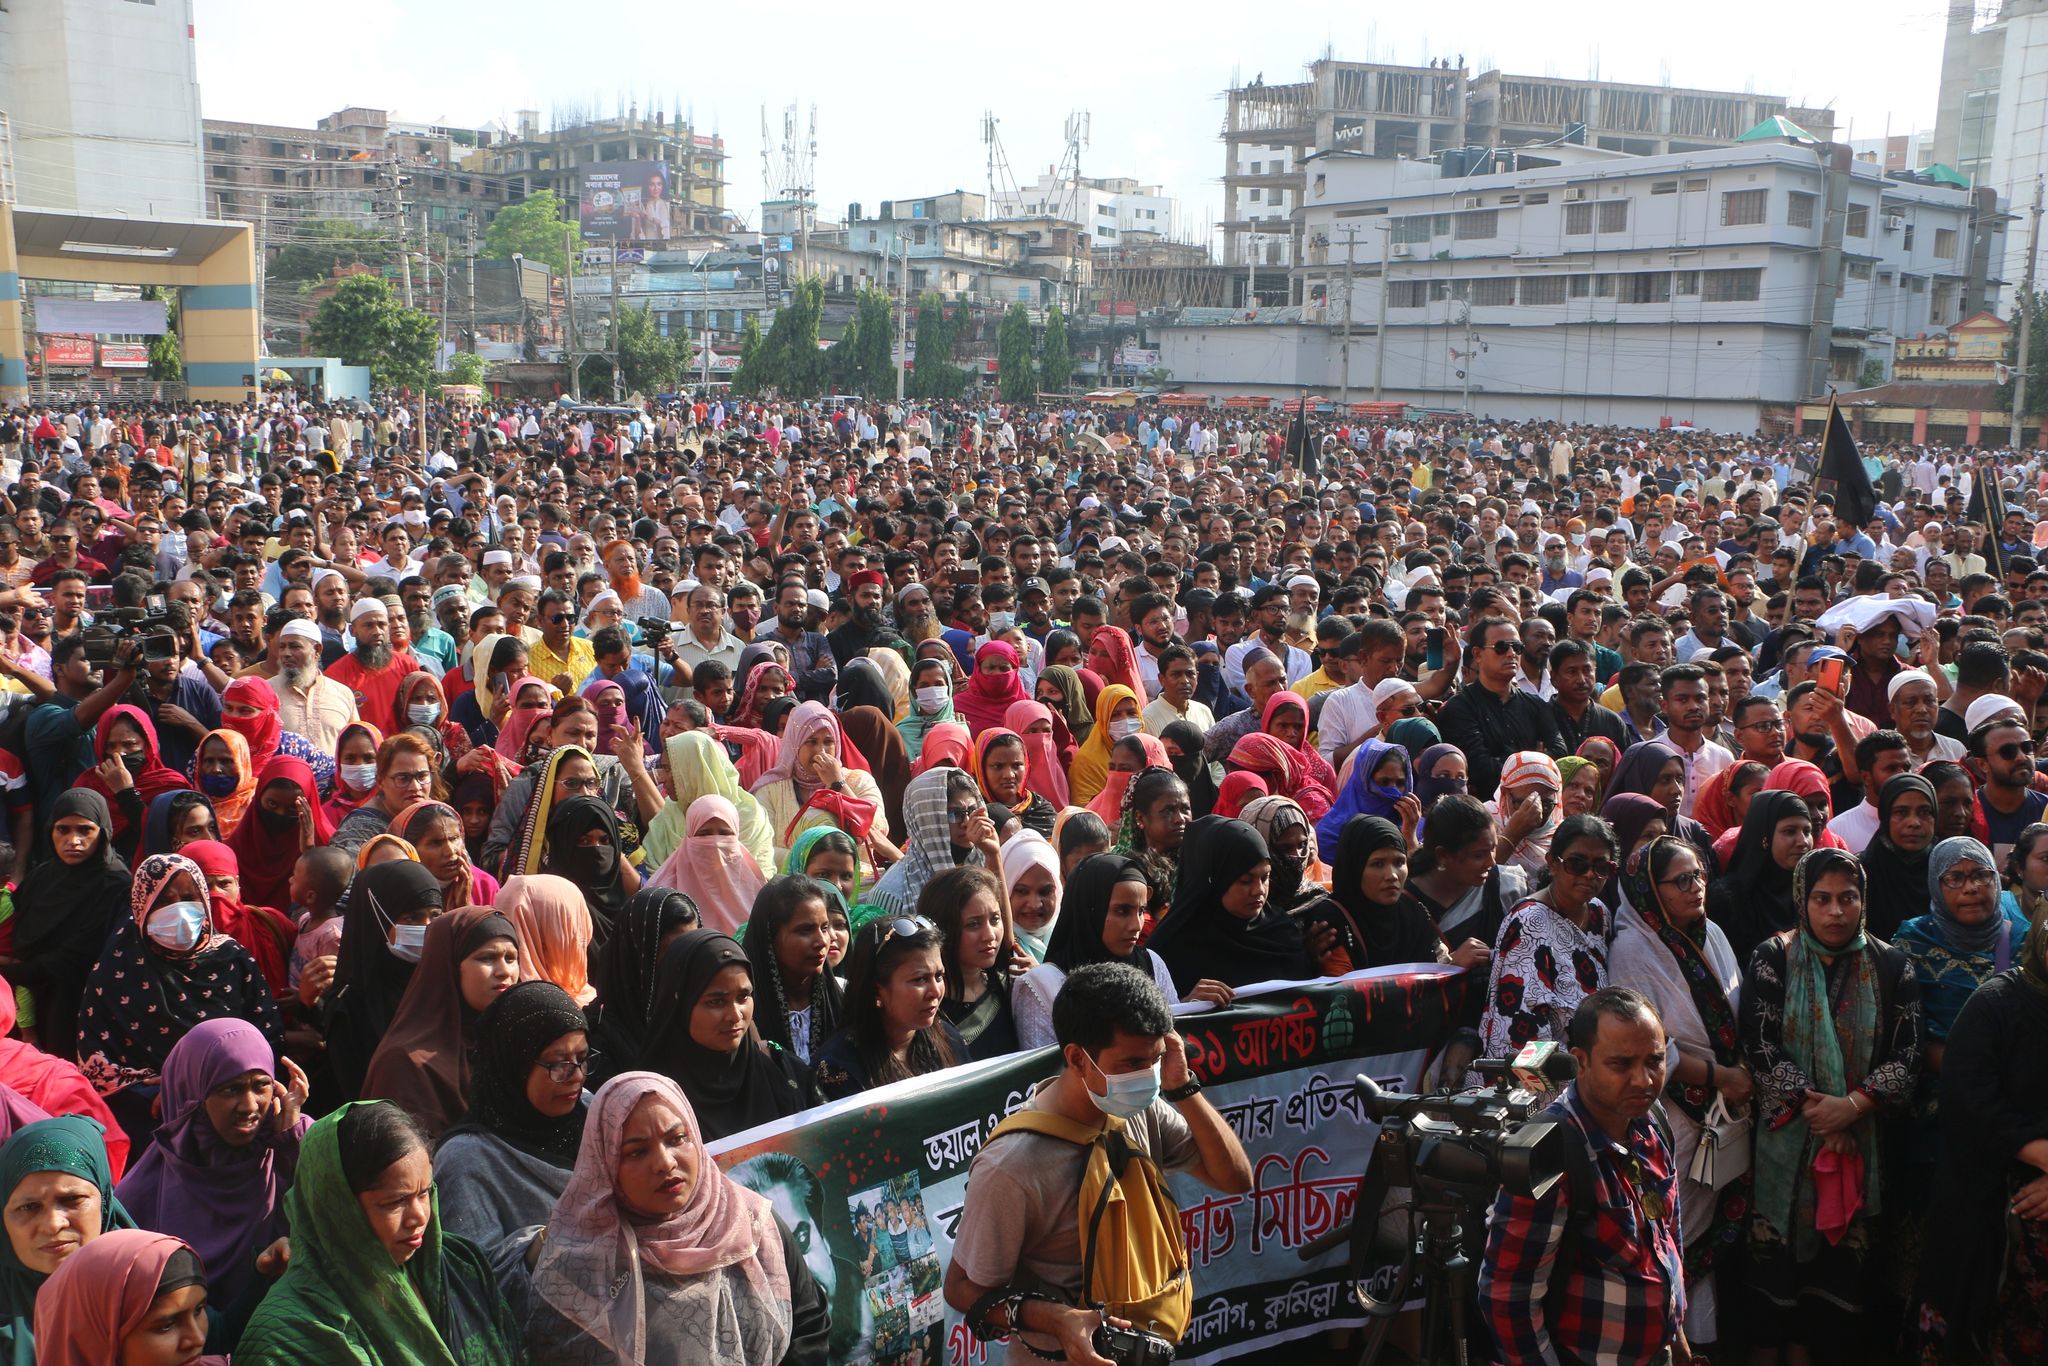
[1339,227,1357,409]
[1374,223,1390,402]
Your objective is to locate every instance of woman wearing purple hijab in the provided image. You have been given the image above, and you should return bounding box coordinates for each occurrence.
[113,1017,309,1310]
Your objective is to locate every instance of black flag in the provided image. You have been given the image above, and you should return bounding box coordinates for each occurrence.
[1286,393,1312,473]
[1966,458,2009,580]
[1816,398,1876,530]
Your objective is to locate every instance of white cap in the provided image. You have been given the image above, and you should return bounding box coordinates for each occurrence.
[1286,574,1320,591]
[348,597,387,623]
[1966,693,2027,733]
[309,567,342,590]
[1886,668,1938,703]
[506,575,542,594]
[586,589,622,614]
[1371,676,1421,712]
[806,588,830,612]
[279,618,322,643]
[481,549,513,567]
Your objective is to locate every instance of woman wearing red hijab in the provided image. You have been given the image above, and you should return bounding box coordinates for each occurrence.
[227,755,335,914]
[1086,625,1145,699]
[181,838,297,1002]
[76,705,191,854]
[954,640,1029,733]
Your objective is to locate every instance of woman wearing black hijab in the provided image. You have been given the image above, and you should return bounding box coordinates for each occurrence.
[433,980,593,1248]
[9,789,131,1060]
[535,794,633,943]
[647,930,815,1143]
[1705,788,1815,967]
[1297,815,1450,970]
[1014,853,1186,1049]
[1158,719,1211,812]
[586,888,701,1086]
[1860,773,1939,941]
[321,860,445,1100]
[1148,815,1315,994]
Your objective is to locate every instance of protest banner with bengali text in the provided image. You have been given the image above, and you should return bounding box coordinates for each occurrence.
[710,964,1476,1366]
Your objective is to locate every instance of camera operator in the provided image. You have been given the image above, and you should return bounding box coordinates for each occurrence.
[121,601,224,775]
[1479,987,1692,1366]
[945,961,1252,1365]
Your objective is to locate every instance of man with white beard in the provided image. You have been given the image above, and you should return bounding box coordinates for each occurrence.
[266,618,358,753]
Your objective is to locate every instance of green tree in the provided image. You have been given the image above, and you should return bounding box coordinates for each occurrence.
[142,286,182,381]
[997,303,1035,403]
[480,190,571,278]
[1040,304,1072,394]
[578,305,690,398]
[1857,357,1886,389]
[268,219,394,284]
[307,274,439,390]
[439,352,487,390]
[909,292,967,400]
[850,287,895,397]
[748,277,827,398]
[732,315,767,394]
[1998,289,2048,417]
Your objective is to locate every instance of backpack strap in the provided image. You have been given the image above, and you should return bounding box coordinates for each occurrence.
[1079,1127,1137,1310]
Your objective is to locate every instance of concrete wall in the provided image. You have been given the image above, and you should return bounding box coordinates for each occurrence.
[0,0,205,216]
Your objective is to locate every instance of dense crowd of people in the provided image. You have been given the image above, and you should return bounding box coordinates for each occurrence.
[0,389,2039,1362]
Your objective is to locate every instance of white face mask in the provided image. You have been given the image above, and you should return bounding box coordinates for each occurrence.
[987,611,1015,635]
[145,900,208,953]
[340,762,379,793]
[915,685,949,716]
[408,703,441,726]
[388,923,429,963]
[1109,716,1143,741]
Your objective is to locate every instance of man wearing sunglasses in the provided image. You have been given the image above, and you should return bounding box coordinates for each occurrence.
[1483,987,1689,1366]
[1439,617,1566,801]
[1970,711,2048,870]
[527,588,595,697]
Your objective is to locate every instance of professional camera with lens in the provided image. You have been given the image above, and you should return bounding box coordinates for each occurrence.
[636,616,690,644]
[80,603,177,668]
[1093,1321,1175,1366]
[1295,1050,1577,1366]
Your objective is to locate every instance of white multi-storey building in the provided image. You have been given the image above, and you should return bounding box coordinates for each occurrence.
[1160,139,2003,431]
[0,0,205,216]
[990,173,1177,248]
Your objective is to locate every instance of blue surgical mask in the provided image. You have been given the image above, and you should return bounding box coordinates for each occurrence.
[1085,1051,1162,1119]
[199,772,239,798]
[144,899,208,953]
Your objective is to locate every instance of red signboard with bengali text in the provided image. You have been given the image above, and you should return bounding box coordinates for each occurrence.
[42,337,93,367]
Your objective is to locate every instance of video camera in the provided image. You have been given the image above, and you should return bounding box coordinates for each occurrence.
[1295,1043,1578,1365]
[81,599,179,669]
[636,616,690,644]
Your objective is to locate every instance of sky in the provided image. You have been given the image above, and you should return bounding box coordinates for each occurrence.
[193,0,1955,241]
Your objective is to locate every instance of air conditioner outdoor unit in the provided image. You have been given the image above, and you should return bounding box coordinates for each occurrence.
[1461,196,1483,210]
[1563,188,1587,202]
[1392,243,1412,258]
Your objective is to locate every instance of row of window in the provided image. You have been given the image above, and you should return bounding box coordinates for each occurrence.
[1380,189,1959,257]
[1385,267,1765,308]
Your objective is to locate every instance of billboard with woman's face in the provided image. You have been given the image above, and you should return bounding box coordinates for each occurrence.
[578,160,674,242]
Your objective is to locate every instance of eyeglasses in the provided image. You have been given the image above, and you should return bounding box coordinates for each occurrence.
[1557,853,1620,880]
[1997,741,2037,761]
[878,915,935,945]
[946,802,984,823]
[533,1051,598,1084]
[387,768,433,787]
[1484,639,1518,656]
[1738,718,1785,732]
[1940,866,1997,889]
[558,776,601,795]
[1657,870,1707,891]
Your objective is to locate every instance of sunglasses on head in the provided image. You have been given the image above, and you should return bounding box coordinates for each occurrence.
[877,915,934,945]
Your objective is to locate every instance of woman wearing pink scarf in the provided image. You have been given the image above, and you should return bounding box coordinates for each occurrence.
[748,700,891,863]
[1003,699,1072,808]
[516,1072,821,1363]
[955,640,1029,733]
[1088,732,1171,824]
[647,796,766,934]
[493,675,555,764]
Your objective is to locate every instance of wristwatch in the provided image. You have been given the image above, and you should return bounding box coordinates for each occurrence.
[1163,1075,1202,1103]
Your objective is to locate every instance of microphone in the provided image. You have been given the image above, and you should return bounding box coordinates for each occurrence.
[1510,1041,1578,1094]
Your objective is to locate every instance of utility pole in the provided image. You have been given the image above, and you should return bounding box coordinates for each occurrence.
[566,224,582,401]
[895,238,910,403]
[1374,223,1390,402]
[466,229,478,354]
[2013,174,2045,452]
[1459,302,1474,415]
[607,242,622,399]
[1338,227,1357,409]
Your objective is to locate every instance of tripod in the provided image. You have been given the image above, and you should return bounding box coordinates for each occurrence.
[1345,1175,1487,1366]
